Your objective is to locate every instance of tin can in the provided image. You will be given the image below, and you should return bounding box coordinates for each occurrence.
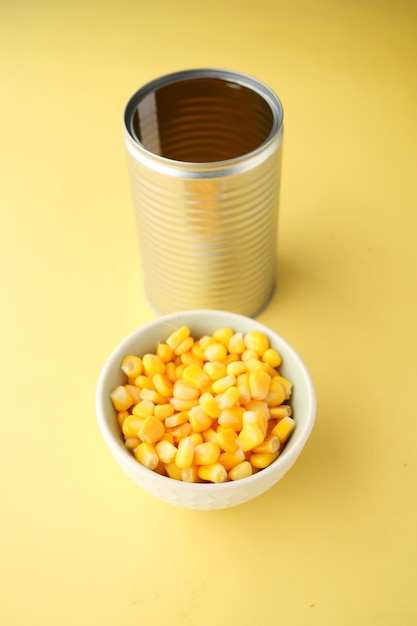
[123,68,284,316]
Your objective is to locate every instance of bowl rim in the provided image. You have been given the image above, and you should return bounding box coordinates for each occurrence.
[95,310,316,492]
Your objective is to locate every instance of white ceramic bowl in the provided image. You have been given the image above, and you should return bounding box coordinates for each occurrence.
[95,310,316,510]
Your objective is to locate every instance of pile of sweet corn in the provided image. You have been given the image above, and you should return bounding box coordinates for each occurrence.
[110,326,295,483]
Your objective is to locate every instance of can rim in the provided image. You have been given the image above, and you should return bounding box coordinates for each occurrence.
[123,68,284,169]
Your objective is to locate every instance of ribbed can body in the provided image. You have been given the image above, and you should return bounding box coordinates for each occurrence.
[124,69,283,316]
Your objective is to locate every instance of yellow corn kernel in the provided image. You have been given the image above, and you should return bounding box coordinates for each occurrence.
[110,385,134,411]
[180,351,203,367]
[156,342,174,363]
[166,422,192,439]
[165,361,177,383]
[164,411,189,428]
[199,392,221,418]
[173,378,200,400]
[227,360,246,377]
[174,336,195,356]
[212,327,234,347]
[139,388,167,405]
[218,406,244,431]
[134,442,159,470]
[249,369,271,400]
[155,439,177,464]
[194,441,220,466]
[134,375,155,390]
[175,436,195,469]
[165,461,182,480]
[202,427,218,443]
[262,348,282,368]
[218,447,246,470]
[182,364,210,390]
[250,451,279,469]
[142,353,166,376]
[228,332,245,354]
[124,384,142,404]
[253,434,280,454]
[243,357,265,373]
[199,335,216,350]
[117,410,129,428]
[170,397,199,412]
[191,341,206,361]
[131,399,155,418]
[241,348,259,362]
[188,405,213,432]
[204,342,228,362]
[237,373,251,404]
[124,436,140,450]
[154,403,175,420]
[242,410,268,438]
[161,431,175,444]
[244,330,269,356]
[271,416,296,443]
[275,375,293,399]
[211,374,236,394]
[216,427,238,453]
[203,361,227,381]
[138,415,165,444]
[166,325,190,351]
[245,399,270,420]
[269,405,292,419]
[122,415,145,438]
[197,463,228,483]
[265,378,286,406]
[228,460,253,481]
[175,363,187,380]
[181,466,200,483]
[189,433,203,446]
[236,423,265,451]
[121,355,143,378]
[152,373,173,397]
[216,385,240,409]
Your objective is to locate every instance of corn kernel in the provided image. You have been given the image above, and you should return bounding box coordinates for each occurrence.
[189,433,203,446]
[131,399,155,418]
[199,335,216,350]
[110,385,134,411]
[265,378,286,406]
[237,373,251,404]
[212,327,234,347]
[218,406,244,430]
[197,463,228,483]
[194,441,220,465]
[250,451,279,469]
[245,399,270,420]
[134,375,155,390]
[229,460,253,481]
[166,326,190,351]
[228,332,245,354]
[122,415,144,438]
[152,373,173,397]
[274,375,293,400]
[191,341,206,361]
[216,427,238,453]
[173,379,200,400]
[199,392,222,418]
[138,415,165,444]
[121,355,143,378]
[124,436,140,450]
[182,364,210,390]
[139,388,167,405]
[188,405,213,432]
[170,397,199,412]
[244,331,269,356]
[218,447,246,470]
[155,439,177,464]
[124,384,142,404]
[211,374,236,394]
[180,351,203,367]
[134,442,159,470]
[162,432,175,444]
[237,424,265,451]
[226,360,246,377]
[142,353,166,376]
[117,410,129,428]
[202,427,218,443]
[166,422,192,439]
[242,410,268,438]
[165,361,177,383]
[204,342,228,362]
[271,416,296,443]
[156,342,174,363]
[243,357,265,373]
[269,405,292,419]
[174,336,195,356]
[203,361,227,381]
[165,461,183,480]
[249,369,271,400]
[154,403,175,420]
[253,434,280,454]
[181,466,200,483]
[262,348,282,368]
[175,436,195,469]
[175,363,187,380]
[241,348,259,362]
[164,411,189,428]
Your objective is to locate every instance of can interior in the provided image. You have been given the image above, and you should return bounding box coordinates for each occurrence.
[131,77,274,162]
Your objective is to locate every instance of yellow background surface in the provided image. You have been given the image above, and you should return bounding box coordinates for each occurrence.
[1,1,416,624]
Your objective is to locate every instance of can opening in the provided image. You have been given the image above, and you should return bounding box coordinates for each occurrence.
[131,77,274,162]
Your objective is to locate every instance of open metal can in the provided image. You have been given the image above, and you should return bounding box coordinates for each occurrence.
[123,68,284,316]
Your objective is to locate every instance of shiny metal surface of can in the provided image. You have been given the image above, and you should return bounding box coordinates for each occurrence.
[124,69,284,317]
